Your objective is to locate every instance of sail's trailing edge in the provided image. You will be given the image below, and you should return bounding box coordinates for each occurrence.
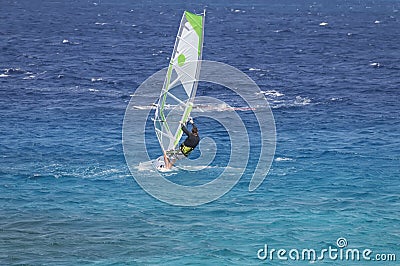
[154,11,205,153]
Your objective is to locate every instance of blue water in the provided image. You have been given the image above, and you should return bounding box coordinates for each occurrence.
[1,0,399,265]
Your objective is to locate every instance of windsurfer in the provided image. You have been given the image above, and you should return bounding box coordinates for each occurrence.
[179,118,200,157]
[161,119,200,169]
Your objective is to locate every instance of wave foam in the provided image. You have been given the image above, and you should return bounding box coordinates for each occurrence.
[275,157,293,162]
[260,90,284,97]
[294,96,311,105]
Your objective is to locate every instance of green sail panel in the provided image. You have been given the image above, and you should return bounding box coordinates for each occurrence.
[185,11,204,56]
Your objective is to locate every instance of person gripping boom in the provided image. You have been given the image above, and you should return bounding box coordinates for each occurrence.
[159,119,200,170]
[179,118,200,157]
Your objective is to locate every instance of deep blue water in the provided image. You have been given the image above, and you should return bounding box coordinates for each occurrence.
[1,0,399,265]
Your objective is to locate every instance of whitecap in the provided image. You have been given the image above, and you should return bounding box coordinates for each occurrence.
[23,75,36,80]
[294,96,311,105]
[136,161,157,172]
[319,22,328,26]
[95,22,108,26]
[0,74,9,78]
[370,62,381,68]
[275,157,293,162]
[249,67,261,71]
[374,20,381,24]
[62,39,79,45]
[260,90,284,97]
[274,29,293,33]
[91,77,103,82]
[88,88,99,92]
[5,68,25,74]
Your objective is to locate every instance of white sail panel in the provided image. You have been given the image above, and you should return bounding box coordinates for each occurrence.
[174,22,199,96]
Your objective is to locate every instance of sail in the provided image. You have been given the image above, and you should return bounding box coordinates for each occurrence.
[154,10,205,153]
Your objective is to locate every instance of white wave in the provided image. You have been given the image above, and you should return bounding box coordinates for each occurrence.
[330,97,341,101]
[91,77,103,82]
[249,67,261,71]
[294,96,311,105]
[136,160,176,173]
[152,50,164,56]
[23,75,36,80]
[275,157,293,162]
[0,74,9,78]
[135,161,225,173]
[374,20,381,24]
[136,161,155,172]
[319,22,328,26]
[260,90,284,97]
[176,165,215,171]
[273,29,293,33]
[269,95,312,109]
[62,39,79,45]
[5,67,25,74]
[370,62,381,68]
[195,104,255,112]
[95,22,108,25]
[88,88,99,92]
[91,168,121,178]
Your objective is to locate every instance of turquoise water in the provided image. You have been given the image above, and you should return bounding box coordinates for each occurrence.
[1,0,399,264]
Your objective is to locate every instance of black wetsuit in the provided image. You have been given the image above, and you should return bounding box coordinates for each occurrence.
[180,124,199,156]
[182,124,200,148]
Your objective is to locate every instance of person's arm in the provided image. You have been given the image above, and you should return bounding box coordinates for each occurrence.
[181,123,190,136]
[189,118,197,130]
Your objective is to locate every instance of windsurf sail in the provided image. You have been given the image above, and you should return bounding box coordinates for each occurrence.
[154,10,205,154]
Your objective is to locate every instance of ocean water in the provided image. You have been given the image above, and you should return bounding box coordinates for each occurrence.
[1,0,399,265]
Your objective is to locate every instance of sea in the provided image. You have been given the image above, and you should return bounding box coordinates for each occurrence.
[1,0,399,265]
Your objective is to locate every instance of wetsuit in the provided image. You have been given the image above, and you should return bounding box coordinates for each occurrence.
[180,124,200,156]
